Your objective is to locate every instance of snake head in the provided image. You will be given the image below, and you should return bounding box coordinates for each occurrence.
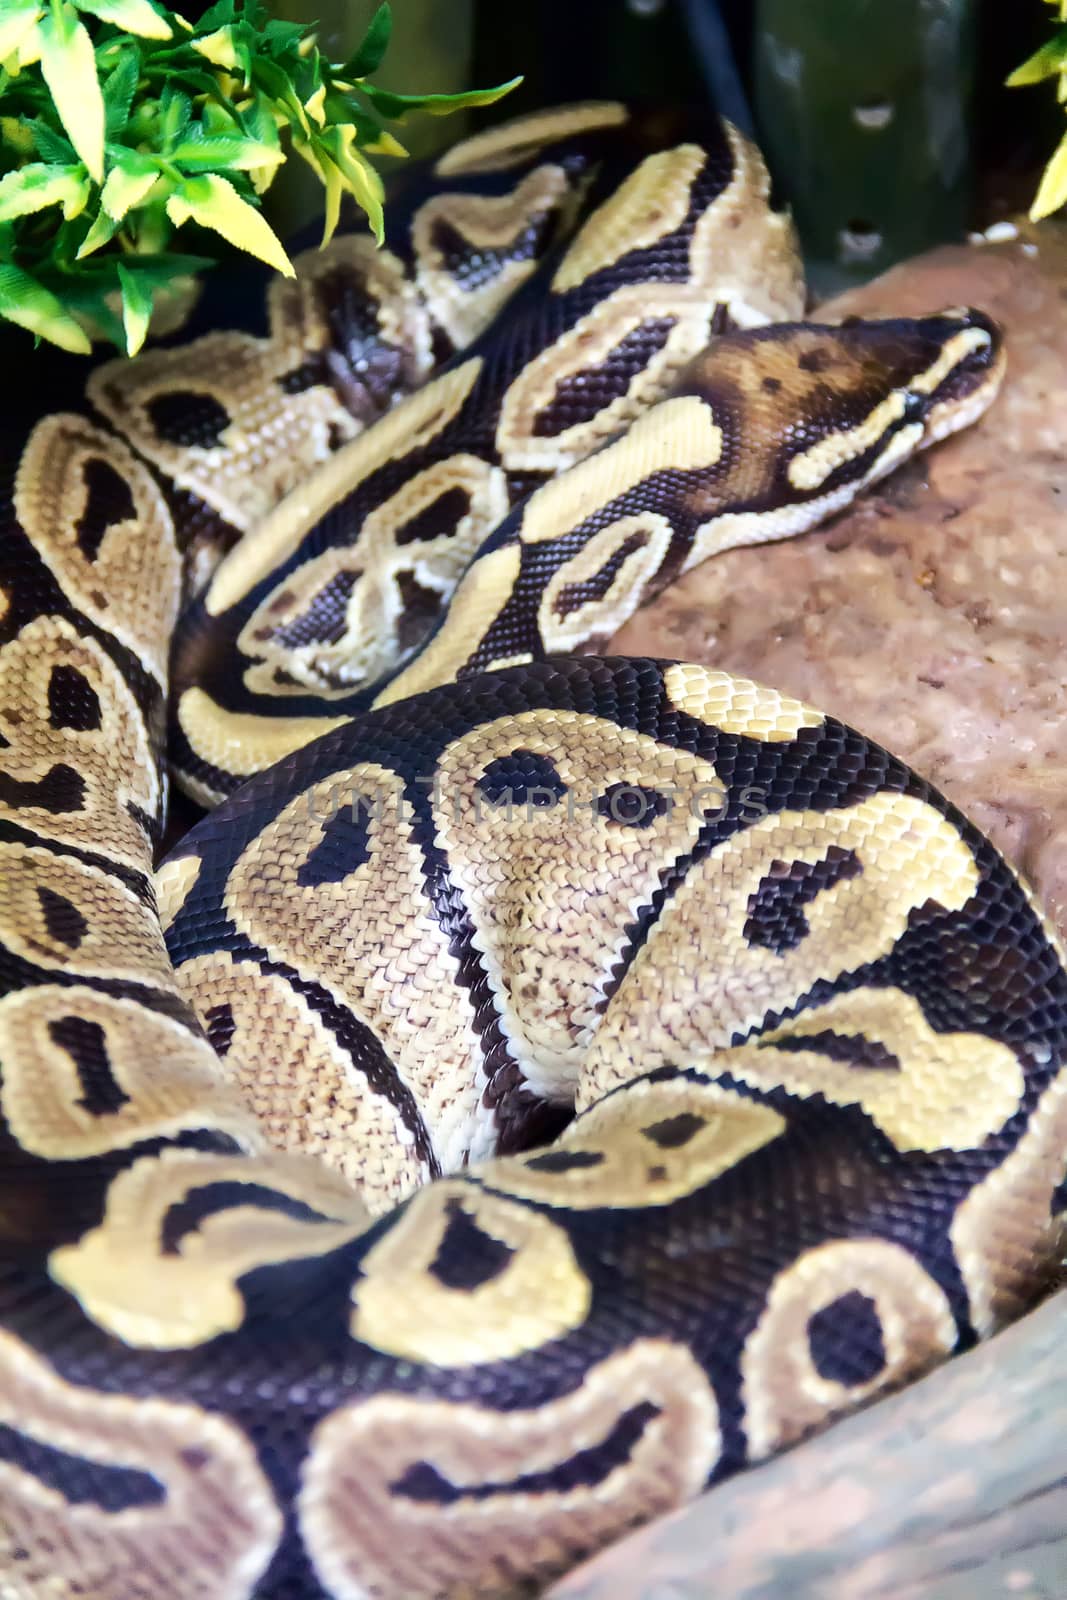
[676,306,1005,513]
[890,305,1006,444]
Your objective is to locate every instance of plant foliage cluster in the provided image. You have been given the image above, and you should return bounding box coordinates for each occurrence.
[0,0,517,353]
[1009,0,1067,219]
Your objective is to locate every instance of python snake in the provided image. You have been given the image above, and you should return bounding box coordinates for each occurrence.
[1,100,1065,1600]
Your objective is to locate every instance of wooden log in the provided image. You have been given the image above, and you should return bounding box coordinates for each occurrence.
[549,1287,1067,1600]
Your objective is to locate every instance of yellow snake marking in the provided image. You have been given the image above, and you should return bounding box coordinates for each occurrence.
[580,791,982,1108]
[14,415,179,684]
[0,1330,282,1600]
[350,1180,590,1364]
[88,234,432,537]
[518,393,722,543]
[155,853,201,933]
[496,283,725,473]
[204,357,484,617]
[372,542,523,708]
[176,688,350,781]
[787,389,914,492]
[724,986,1024,1153]
[238,453,509,699]
[908,324,993,394]
[925,341,1007,445]
[415,167,575,349]
[479,1072,784,1210]
[0,617,159,872]
[741,1238,957,1459]
[223,764,492,1176]
[687,121,805,325]
[432,710,722,1101]
[0,843,175,990]
[663,662,824,741]
[174,952,429,1213]
[0,584,9,623]
[50,1148,370,1347]
[951,1064,1067,1336]
[299,1339,719,1600]
[434,100,629,177]
[0,986,256,1162]
[538,511,674,652]
[552,144,706,292]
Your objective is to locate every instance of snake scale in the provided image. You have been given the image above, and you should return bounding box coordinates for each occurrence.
[1,99,1065,1600]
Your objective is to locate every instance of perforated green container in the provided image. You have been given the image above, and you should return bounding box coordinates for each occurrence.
[754,0,978,297]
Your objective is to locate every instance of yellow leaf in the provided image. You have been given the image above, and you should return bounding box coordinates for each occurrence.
[100,162,159,221]
[0,5,42,62]
[38,4,104,183]
[165,173,294,276]
[1031,131,1067,219]
[364,129,408,159]
[299,142,342,244]
[0,264,91,353]
[75,207,119,257]
[304,82,326,127]
[76,0,171,41]
[327,124,384,240]
[0,116,36,154]
[117,263,152,356]
[0,161,88,220]
[192,25,239,70]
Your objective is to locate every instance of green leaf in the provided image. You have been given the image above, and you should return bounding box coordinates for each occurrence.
[0,160,89,220]
[0,262,91,351]
[249,54,308,133]
[317,123,383,240]
[0,2,43,64]
[1006,30,1067,86]
[75,205,120,256]
[116,259,152,353]
[159,82,192,147]
[260,17,307,54]
[165,171,293,274]
[37,2,104,182]
[171,128,283,173]
[107,248,212,283]
[343,2,391,79]
[102,44,140,136]
[28,116,77,163]
[360,76,522,119]
[193,0,236,32]
[74,0,171,40]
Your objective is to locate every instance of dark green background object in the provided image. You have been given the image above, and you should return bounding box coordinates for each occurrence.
[753,0,979,298]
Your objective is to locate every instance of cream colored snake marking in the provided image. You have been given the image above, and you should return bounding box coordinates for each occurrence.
[1,100,1065,1600]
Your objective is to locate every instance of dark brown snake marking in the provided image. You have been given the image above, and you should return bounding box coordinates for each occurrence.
[0,101,1065,1600]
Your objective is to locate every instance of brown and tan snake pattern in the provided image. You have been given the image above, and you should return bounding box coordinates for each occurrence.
[1,100,1065,1600]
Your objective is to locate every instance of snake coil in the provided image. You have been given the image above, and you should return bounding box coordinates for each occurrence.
[0,100,1064,1600]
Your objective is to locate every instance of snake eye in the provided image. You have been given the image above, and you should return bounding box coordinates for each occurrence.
[596,783,671,827]
[902,391,925,422]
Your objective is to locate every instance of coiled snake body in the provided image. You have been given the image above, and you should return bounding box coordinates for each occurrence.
[1,100,1065,1600]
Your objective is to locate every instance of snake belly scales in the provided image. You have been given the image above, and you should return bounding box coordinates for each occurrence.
[0,97,1065,1600]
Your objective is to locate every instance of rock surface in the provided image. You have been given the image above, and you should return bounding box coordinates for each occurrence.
[549,1287,1067,1600]
[609,222,1067,939]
